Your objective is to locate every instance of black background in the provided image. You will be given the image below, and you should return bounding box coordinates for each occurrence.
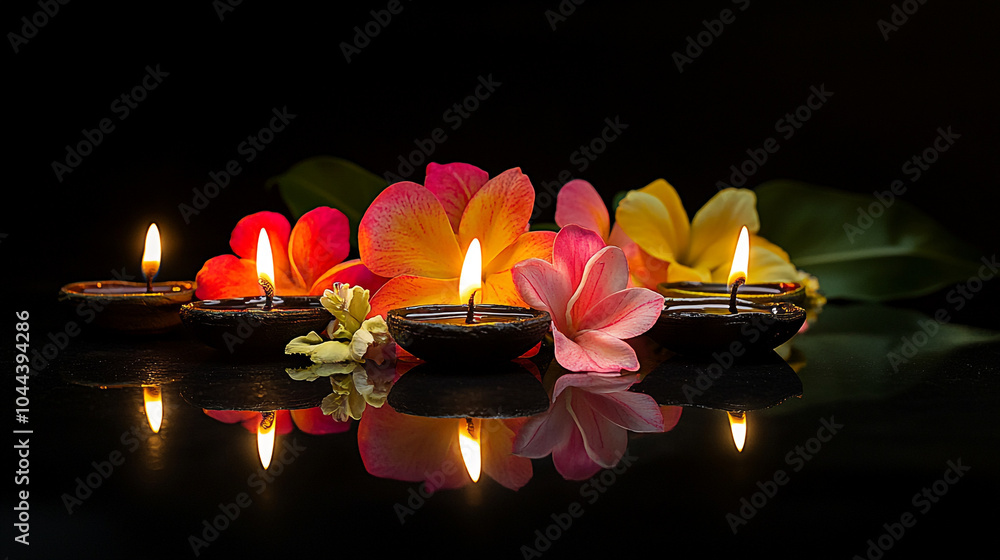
[4,1,1000,559]
[5,0,999,298]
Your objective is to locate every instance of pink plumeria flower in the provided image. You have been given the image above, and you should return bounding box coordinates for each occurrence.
[513,372,677,480]
[513,225,665,373]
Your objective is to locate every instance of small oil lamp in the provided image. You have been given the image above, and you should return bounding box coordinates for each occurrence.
[387,238,550,362]
[648,227,805,355]
[658,226,805,305]
[180,229,330,354]
[59,223,196,333]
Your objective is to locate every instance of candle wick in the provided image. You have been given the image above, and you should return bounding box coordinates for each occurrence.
[465,290,478,324]
[145,278,153,294]
[259,278,274,310]
[729,277,745,313]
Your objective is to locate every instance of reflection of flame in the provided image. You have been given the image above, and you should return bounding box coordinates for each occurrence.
[458,418,482,482]
[728,411,747,453]
[143,386,163,433]
[256,229,275,293]
[142,223,161,281]
[727,226,750,287]
[459,238,482,303]
[257,411,276,469]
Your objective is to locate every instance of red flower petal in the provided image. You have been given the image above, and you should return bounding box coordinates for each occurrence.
[288,207,350,290]
[195,255,260,300]
[229,211,292,278]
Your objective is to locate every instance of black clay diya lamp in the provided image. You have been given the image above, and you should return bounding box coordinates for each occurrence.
[649,227,805,356]
[180,229,328,354]
[386,239,550,362]
[59,223,196,333]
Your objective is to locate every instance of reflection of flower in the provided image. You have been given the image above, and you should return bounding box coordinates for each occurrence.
[513,225,664,372]
[285,284,395,368]
[195,208,387,299]
[515,373,674,480]
[359,163,555,318]
[287,360,396,422]
[615,180,801,284]
[204,407,351,434]
[555,179,670,289]
[358,403,532,491]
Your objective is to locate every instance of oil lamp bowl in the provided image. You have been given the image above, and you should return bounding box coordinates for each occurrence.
[657,281,805,306]
[648,297,805,356]
[387,304,550,363]
[180,297,329,355]
[59,280,196,333]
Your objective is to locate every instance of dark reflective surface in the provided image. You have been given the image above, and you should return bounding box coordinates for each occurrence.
[15,298,998,559]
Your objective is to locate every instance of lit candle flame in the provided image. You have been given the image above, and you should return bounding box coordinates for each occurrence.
[728,411,747,452]
[142,223,161,281]
[458,417,482,483]
[257,411,276,470]
[459,238,482,303]
[143,386,163,433]
[727,226,750,288]
[256,229,275,296]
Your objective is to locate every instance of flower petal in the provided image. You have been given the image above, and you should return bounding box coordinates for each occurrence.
[553,328,639,373]
[482,269,532,308]
[287,207,350,290]
[513,402,574,458]
[566,246,630,328]
[576,287,664,339]
[457,168,535,266]
[687,188,760,272]
[484,230,556,277]
[309,259,389,295]
[609,224,672,289]
[368,275,460,319]
[229,211,292,280]
[423,162,490,233]
[555,179,610,240]
[358,405,469,490]
[709,244,800,283]
[615,182,687,262]
[660,405,683,432]
[290,407,352,434]
[359,182,464,278]
[195,255,260,300]
[552,372,636,399]
[551,423,604,480]
[512,259,572,332]
[552,225,607,291]
[590,391,664,433]
[481,419,533,491]
[567,391,629,468]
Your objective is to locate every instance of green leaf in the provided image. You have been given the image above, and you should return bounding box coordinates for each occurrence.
[763,303,1000,416]
[611,190,629,216]
[267,157,388,248]
[755,180,981,301]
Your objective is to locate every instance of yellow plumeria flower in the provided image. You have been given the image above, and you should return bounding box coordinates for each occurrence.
[615,179,799,283]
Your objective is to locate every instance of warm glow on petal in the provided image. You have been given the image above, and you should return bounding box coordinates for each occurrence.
[483,230,556,277]
[368,275,461,319]
[687,188,760,272]
[359,182,464,278]
[457,168,535,266]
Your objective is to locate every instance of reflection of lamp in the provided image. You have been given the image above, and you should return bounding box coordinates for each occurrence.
[257,411,276,470]
[727,411,746,452]
[143,386,163,433]
[457,418,482,483]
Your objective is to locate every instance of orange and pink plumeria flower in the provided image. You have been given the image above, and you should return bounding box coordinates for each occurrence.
[195,207,387,300]
[513,225,665,373]
[358,163,556,318]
